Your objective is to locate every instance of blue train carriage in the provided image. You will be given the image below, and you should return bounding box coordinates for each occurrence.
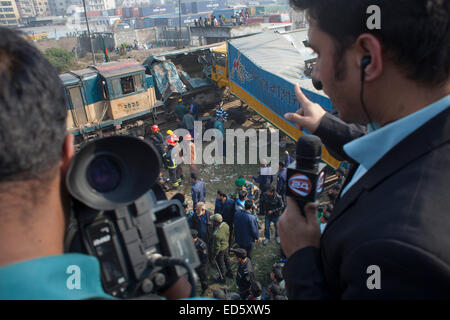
[61,59,159,143]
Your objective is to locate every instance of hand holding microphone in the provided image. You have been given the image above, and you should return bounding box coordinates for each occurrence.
[277,134,326,258]
[286,134,327,216]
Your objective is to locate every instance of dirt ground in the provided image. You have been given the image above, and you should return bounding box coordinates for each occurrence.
[160,101,296,297]
[75,46,179,68]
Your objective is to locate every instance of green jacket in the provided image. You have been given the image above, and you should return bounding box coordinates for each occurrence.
[214,120,225,139]
[213,222,229,257]
[175,104,188,121]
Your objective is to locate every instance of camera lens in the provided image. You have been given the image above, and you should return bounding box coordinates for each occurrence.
[87,155,122,193]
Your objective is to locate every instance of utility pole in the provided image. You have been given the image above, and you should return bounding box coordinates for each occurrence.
[178,0,182,48]
[82,0,96,65]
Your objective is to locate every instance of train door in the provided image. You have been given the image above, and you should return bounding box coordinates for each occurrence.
[68,86,89,126]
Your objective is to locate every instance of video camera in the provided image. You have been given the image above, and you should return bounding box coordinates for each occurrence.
[64,135,200,299]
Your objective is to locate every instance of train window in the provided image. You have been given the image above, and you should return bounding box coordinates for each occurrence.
[120,76,135,95]
[68,87,88,125]
[133,74,143,91]
[111,78,122,96]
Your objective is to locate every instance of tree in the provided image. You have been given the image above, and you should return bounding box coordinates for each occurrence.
[44,48,75,73]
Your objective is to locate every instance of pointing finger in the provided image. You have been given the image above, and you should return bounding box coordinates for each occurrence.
[294,84,313,109]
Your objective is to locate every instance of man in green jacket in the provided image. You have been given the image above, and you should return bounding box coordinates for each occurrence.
[174,98,188,122]
[211,214,233,282]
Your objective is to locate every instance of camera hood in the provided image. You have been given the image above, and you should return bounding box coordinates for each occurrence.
[66,135,161,211]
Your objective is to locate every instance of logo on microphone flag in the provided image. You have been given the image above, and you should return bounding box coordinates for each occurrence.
[288,174,312,197]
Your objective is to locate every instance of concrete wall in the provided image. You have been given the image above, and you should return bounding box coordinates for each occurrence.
[114,27,158,47]
[33,36,78,52]
[190,24,264,39]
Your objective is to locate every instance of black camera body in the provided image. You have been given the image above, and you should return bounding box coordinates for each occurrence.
[65,136,200,299]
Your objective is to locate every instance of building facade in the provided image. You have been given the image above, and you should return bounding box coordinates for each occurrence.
[0,0,20,26]
[33,0,51,16]
[48,0,68,16]
[16,0,36,19]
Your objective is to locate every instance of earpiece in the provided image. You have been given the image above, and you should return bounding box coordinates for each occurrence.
[362,56,371,70]
[361,56,371,81]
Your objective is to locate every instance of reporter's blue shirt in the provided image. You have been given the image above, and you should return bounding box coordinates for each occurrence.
[0,253,112,300]
[342,94,450,196]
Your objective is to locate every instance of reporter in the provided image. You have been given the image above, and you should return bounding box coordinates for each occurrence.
[0,28,191,300]
[279,0,450,299]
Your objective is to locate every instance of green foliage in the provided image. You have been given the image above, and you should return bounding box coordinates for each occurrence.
[44,47,75,73]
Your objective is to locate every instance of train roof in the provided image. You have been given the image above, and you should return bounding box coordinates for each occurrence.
[91,59,145,78]
[228,28,322,95]
[59,72,79,86]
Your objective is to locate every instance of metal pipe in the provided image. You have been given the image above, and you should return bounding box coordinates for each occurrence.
[82,0,96,65]
[178,0,182,48]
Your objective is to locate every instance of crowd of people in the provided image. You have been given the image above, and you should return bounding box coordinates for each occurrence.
[194,9,251,28]
[141,98,348,299]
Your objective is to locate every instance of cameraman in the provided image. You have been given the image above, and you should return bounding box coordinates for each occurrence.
[278,0,450,299]
[0,28,191,300]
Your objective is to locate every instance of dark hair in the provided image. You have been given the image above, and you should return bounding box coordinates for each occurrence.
[238,190,248,201]
[191,172,198,180]
[171,193,185,204]
[279,161,285,168]
[244,199,253,210]
[265,186,275,194]
[217,190,226,198]
[250,281,262,297]
[212,289,227,300]
[272,267,284,282]
[0,28,66,182]
[290,0,450,86]
[269,283,282,296]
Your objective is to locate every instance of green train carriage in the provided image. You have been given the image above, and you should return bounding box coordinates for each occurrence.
[60,59,161,144]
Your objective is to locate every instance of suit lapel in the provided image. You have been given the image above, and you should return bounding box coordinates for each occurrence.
[325,106,450,231]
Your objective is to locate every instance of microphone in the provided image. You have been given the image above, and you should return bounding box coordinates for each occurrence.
[286,135,327,215]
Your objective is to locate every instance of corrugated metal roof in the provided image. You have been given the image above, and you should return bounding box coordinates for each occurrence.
[229,29,322,94]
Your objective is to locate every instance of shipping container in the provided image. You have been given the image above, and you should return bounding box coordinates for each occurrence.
[135,18,146,29]
[86,10,101,17]
[123,7,133,18]
[133,7,140,17]
[197,1,222,12]
[247,17,266,23]
[255,6,265,15]
[144,17,154,28]
[191,2,198,13]
[181,3,190,14]
[268,13,290,23]
[154,17,169,26]
[139,5,174,17]
[115,8,122,16]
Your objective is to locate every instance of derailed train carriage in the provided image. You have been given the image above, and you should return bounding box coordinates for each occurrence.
[61,59,162,145]
[61,44,225,145]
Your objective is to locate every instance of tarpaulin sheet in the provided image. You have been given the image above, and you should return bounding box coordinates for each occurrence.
[228,30,335,132]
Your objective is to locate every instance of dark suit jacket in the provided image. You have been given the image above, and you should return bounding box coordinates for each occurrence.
[283,107,450,299]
